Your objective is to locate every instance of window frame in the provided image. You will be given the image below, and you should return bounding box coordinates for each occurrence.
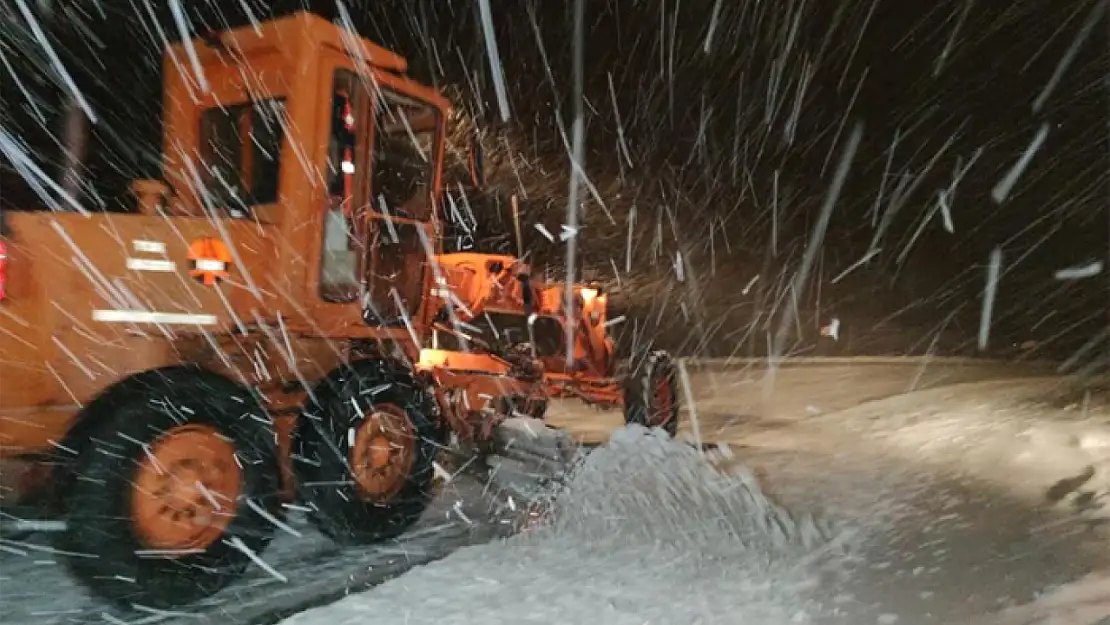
[196,97,288,213]
[368,87,442,223]
[317,69,371,304]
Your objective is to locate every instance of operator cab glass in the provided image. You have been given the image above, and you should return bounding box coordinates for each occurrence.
[434,312,564,358]
[197,98,287,218]
[371,91,437,221]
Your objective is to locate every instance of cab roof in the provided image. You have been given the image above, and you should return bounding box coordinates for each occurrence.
[169,10,408,73]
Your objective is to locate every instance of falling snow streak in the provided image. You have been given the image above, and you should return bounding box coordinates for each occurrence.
[870,130,963,255]
[0,129,90,215]
[991,123,1050,204]
[1054,260,1103,281]
[1031,0,1106,113]
[477,0,511,122]
[10,0,98,123]
[167,0,209,94]
[703,0,723,54]
[933,0,975,78]
[768,121,863,369]
[978,246,1002,350]
[563,0,586,368]
[607,72,634,170]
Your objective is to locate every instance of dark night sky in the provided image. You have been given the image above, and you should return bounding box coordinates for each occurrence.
[1,0,1107,357]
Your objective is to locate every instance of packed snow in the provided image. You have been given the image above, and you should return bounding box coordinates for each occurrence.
[280,426,851,625]
[277,376,1110,625]
[2,367,1109,625]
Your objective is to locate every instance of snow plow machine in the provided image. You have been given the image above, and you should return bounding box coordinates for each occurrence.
[0,12,680,609]
[423,252,680,435]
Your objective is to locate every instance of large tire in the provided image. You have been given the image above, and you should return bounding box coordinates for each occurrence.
[56,366,282,608]
[294,359,440,544]
[622,350,681,436]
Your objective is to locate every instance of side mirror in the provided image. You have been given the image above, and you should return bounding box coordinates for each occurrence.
[467,135,486,189]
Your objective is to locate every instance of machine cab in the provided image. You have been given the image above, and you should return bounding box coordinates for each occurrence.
[154,11,448,339]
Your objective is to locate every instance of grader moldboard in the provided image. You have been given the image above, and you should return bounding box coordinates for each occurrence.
[0,12,681,609]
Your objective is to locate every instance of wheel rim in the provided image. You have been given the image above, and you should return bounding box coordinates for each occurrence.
[130,424,243,552]
[349,404,416,501]
[650,372,675,428]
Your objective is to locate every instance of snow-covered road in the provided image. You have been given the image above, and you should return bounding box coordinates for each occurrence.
[0,474,521,625]
[276,361,1110,625]
[3,358,1107,625]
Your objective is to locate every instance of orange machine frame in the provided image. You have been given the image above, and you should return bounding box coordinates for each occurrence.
[0,13,541,500]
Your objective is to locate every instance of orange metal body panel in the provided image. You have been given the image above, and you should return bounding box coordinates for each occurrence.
[0,212,352,451]
[419,363,545,442]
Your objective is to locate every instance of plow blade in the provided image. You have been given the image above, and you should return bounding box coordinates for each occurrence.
[483,418,585,501]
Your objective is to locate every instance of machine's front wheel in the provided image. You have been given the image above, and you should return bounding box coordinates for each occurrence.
[622,350,680,436]
[295,359,440,544]
[57,367,282,608]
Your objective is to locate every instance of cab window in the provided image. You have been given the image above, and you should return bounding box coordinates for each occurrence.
[371,90,439,221]
[198,98,286,216]
[319,70,364,303]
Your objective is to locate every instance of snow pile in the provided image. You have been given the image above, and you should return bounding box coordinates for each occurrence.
[535,425,830,554]
[280,425,842,625]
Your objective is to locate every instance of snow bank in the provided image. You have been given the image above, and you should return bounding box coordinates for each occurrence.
[280,425,839,625]
[536,425,829,553]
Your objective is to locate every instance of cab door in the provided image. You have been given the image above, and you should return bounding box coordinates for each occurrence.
[362,216,431,326]
[360,83,442,327]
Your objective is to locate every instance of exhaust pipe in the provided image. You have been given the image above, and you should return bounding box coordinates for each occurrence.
[59,97,87,207]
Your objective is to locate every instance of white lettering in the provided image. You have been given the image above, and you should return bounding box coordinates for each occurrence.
[126,258,177,272]
[92,310,219,326]
[132,240,167,254]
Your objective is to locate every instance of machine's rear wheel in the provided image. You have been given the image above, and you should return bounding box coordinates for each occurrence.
[130,424,243,552]
[57,367,282,608]
[295,359,440,544]
[622,350,680,436]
